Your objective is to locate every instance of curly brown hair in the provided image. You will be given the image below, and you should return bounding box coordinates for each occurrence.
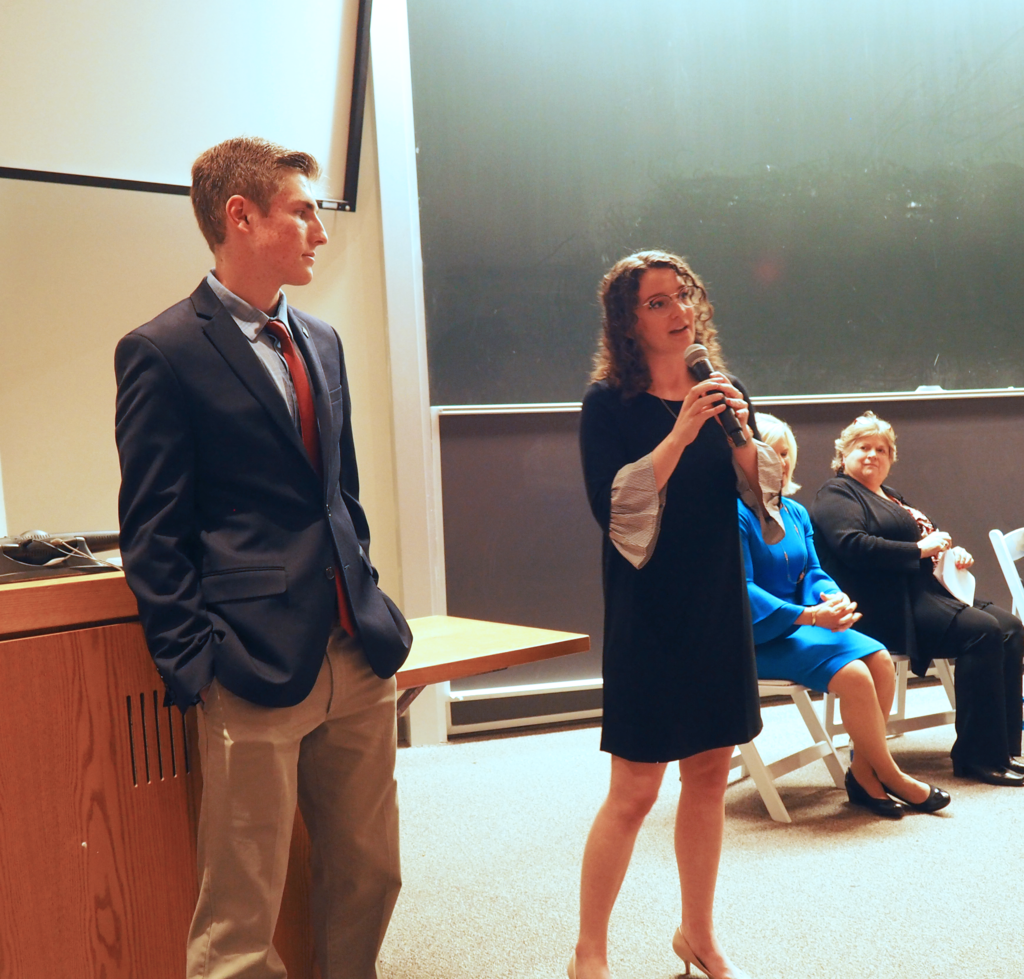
[191,137,321,251]
[589,250,725,397]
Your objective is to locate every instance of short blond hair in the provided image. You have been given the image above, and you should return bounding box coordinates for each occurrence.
[190,137,320,251]
[832,410,898,474]
[755,412,801,496]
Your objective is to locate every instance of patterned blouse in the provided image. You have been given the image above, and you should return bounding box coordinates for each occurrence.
[888,495,938,566]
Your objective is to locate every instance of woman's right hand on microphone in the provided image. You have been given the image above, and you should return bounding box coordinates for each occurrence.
[652,378,736,489]
[671,377,736,443]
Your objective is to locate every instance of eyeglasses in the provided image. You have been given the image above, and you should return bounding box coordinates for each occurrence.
[638,289,695,316]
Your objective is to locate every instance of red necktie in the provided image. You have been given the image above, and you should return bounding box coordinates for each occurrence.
[264,319,356,637]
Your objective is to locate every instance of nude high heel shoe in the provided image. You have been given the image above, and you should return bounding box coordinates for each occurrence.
[567,953,577,979]
[672,928,751,979]
[672,929,711,978]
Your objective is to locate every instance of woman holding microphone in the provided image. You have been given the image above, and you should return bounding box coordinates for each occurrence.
[574,250,779,979]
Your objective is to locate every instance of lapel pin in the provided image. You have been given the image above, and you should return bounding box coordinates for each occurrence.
[301,326,310,338]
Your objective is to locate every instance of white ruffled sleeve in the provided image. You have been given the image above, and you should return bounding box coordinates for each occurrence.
[735,439,786,545]
[608,453,666,569]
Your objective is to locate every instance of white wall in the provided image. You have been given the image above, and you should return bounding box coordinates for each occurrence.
[0,450,7,538]
[0,89,403,598]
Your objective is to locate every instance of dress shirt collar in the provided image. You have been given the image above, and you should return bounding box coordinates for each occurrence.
[205,271,292,340]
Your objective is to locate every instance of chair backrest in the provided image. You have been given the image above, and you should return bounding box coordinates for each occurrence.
[988,527,1024,617]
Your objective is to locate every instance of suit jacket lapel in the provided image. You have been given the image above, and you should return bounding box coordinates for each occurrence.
[290,311,335,493]
[192,281,312,471]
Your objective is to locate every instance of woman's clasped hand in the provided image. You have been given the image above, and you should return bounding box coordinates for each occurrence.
[802,590,861,631]
[918,529,952,559]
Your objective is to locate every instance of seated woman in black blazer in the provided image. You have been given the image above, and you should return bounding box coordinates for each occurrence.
[811,411,1024,786]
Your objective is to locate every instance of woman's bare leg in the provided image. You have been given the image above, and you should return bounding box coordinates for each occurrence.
[574,756,667,979]
[831,659,930,803]
[676,745,748,979]
[864,650,896,718]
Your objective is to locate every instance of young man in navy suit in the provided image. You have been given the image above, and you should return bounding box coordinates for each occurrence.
[115,137,412,979]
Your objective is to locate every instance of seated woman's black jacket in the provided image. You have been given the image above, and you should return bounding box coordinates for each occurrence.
[811,474,966,676]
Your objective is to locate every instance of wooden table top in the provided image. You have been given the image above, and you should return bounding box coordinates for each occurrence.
[0,574,590,685]
[397,614,589,689]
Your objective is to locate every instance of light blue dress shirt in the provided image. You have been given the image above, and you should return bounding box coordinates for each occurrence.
[205,271,300,429]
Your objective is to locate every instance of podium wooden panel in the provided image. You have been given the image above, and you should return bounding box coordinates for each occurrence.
[0,614,199,978]
[0,573,588,978]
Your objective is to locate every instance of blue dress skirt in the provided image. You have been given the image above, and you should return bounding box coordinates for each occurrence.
[738,498,884,692]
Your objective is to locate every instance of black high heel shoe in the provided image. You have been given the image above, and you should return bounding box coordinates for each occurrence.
[845,768,905,818]
[880,781,951,813]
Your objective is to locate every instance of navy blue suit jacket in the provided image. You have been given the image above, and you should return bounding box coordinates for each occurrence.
[115,279,411,710]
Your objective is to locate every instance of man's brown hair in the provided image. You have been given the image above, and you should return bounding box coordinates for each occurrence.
[190,137,321,250]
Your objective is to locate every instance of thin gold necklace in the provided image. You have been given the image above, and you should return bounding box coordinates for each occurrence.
[780,503,805,583]
[658,397,679,420]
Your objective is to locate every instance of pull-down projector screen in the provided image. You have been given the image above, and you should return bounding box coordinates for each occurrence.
[0,0,367,204]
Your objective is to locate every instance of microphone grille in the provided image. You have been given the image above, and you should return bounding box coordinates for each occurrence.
[684,344,709,367]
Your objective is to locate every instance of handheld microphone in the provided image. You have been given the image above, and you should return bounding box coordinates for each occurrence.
[684,344,747,447]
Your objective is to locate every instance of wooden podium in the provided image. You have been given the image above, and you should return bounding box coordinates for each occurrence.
[0,575,197,978]
[0,573,588,978]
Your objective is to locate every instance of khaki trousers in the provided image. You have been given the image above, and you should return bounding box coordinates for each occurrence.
[187,630,401,979]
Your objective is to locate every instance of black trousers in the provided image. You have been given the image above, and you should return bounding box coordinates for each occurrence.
[936,602,1024,767]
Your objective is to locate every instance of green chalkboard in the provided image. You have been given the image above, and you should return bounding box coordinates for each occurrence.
[408,0,1024,404]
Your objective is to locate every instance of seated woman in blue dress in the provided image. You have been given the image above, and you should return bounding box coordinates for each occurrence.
[738,413,950,818]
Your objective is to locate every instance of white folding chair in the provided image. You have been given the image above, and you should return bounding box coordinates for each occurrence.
[731,680,845,823]
[989,527,1024,617]
[824,654,956,740]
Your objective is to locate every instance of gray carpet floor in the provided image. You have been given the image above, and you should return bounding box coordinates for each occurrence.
[379,688,1024,979]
